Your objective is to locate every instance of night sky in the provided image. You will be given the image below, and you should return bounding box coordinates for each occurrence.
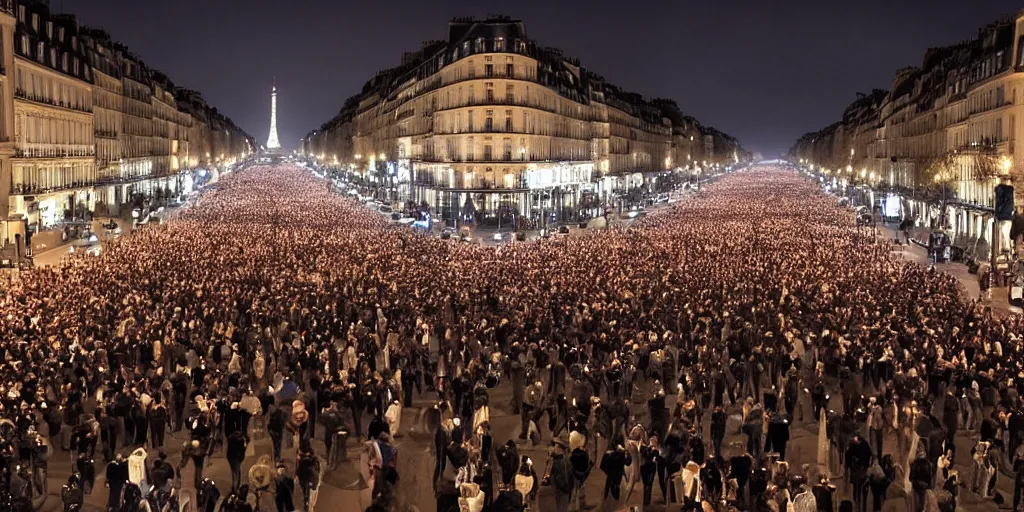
[59,0,1024,156]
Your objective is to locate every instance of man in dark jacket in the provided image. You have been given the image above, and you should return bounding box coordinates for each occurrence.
[711,406,727,457]
[150,451,174,493]
[846,435,873,512]
[544,439,574,512]
[640,435,660,506]
[766,412,791,461]
[268,406,286,462]
[105,453,128,511]
[274,463,295,512]
[569,435,592,510]
[227,430,248,493]
[320,402,345,469]
[148,397,168,450]
[296,445,321,511]
[600,436,631,501]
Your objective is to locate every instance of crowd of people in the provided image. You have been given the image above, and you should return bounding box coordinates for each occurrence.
[0,162,1022,512]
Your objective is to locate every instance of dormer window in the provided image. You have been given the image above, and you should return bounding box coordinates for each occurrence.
[58,27,64,43]
[46,21,52,40]
[495,38,505,52]
[474,38,485,53]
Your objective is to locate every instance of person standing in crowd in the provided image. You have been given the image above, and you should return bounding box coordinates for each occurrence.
[227,428,248,493]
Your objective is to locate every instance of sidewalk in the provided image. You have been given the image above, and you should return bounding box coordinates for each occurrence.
[877,224,1015,315]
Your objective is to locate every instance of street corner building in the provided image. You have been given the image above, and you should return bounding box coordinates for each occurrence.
[0,0,256,264]
[789,9,1024,269]
[301,15,750,227]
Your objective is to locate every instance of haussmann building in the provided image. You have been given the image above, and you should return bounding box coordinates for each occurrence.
[303,16,746,228]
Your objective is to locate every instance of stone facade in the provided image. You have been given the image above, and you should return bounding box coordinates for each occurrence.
[303,16,747,224]
[0,0,254,255]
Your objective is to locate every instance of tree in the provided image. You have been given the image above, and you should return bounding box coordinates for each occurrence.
[909,151,957,229]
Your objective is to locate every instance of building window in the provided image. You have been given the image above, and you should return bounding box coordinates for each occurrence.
[485,111,493,131]
[485,64,493,77]
[505,84,514,103]
[503,138,512,160]
[520,139,526,160]
[506,62,514,78]
[505,111,512,131]
[468,86,474,104]
[467,110,474,131]
[468,60,475,79]
[486,83,494,102]
[467,137,474,161]
[484,144,493,161]
[474,38,485,53]
[495,38,505,51]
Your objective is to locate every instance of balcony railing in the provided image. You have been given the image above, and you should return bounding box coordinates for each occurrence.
[95,130,119,139]
[434,95,603,123]
[15,143,95,159]
[14,89,91,114]
[12,180,97,196]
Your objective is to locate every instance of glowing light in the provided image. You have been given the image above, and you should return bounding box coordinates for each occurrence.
[267,79,281,150]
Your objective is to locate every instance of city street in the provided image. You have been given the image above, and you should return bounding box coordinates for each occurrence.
[19,164,1018,512]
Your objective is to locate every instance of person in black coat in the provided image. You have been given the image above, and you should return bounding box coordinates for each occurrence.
[496,440,520,487]
[569,439,592,509]
[640,435,661,506]
[268,406,286,462]
[227,430,248,493]
[766,412,791,461]
[711,406,727,458]
[730,449,753,508]
[296,445,321,512]
[104,454,128,511]
[274,463,295,512]
[600,436,631,501]
[148,398,168,450]
[845,435,872,512]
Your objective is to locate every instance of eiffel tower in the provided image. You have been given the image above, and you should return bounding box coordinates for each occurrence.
[266,77,282,152]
